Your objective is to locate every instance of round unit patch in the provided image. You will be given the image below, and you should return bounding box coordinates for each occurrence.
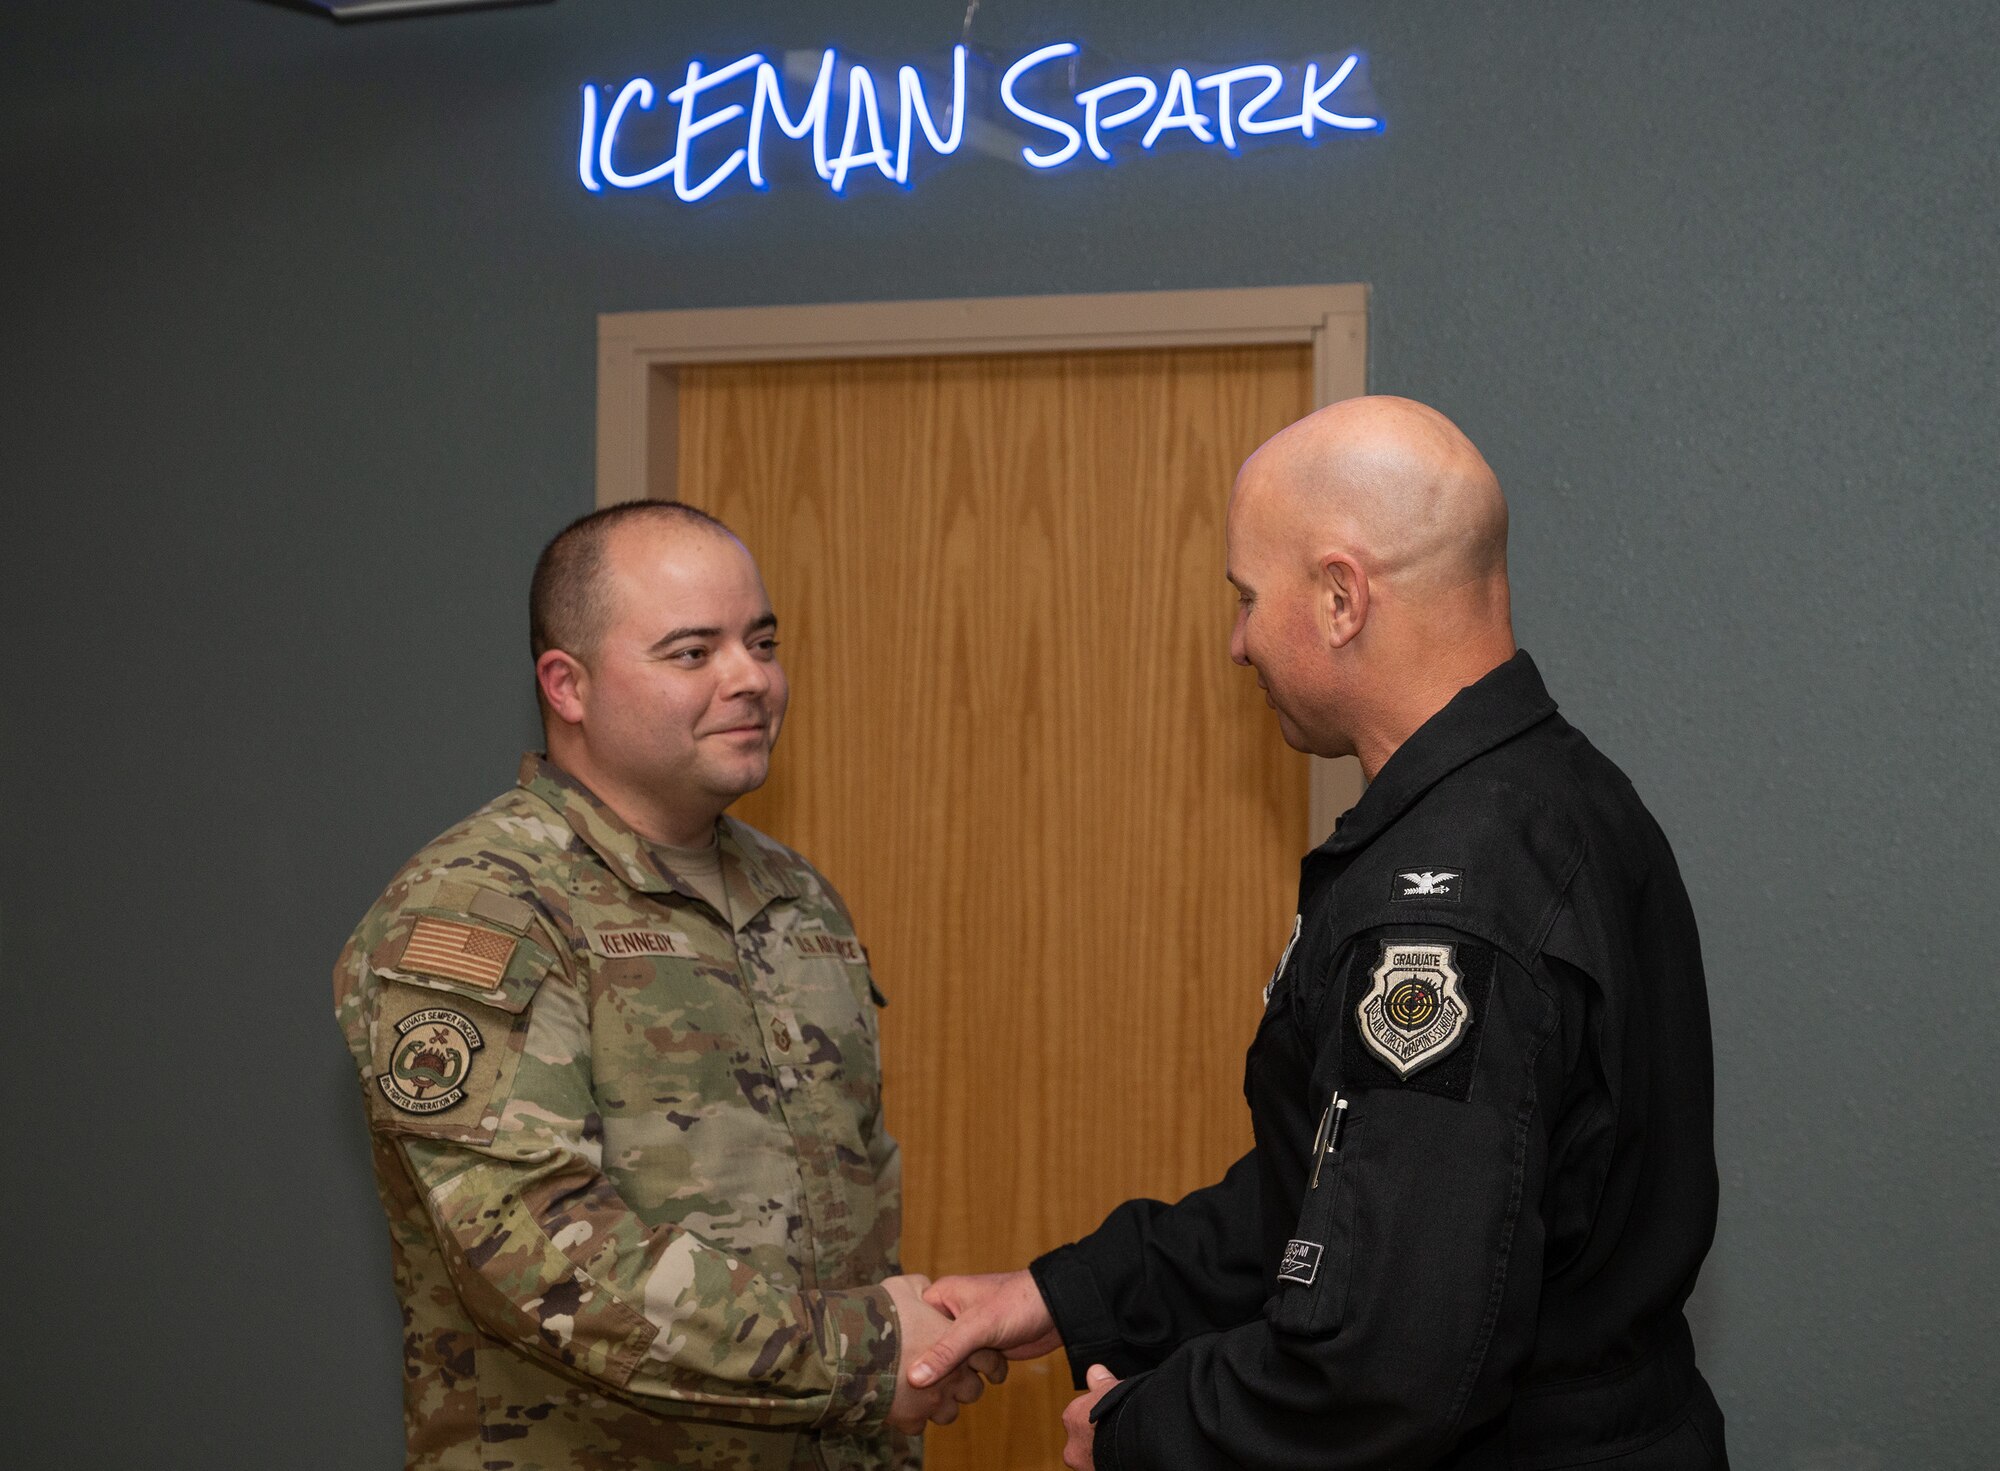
[1357,941,1469,1078]
[379,1007,485,1115]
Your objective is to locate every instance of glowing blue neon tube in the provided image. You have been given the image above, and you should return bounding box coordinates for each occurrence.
[895,44,967,184]
[578,84,602,191]
[578,42,1381,202]
[598,78,677,189]
[1000,42,1084,169]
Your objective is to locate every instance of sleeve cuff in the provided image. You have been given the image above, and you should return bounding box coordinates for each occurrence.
[1088,1372,1146,1471]
[811,1284,901,1434]
[1031,1245,1129,1389]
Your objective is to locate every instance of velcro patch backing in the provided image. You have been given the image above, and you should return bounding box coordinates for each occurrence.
[1342,937,1497,1102]
[467,888,537,933]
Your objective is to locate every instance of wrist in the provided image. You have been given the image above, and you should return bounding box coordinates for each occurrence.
[1029,1247,1122,1386]
[811,1284,901,1435]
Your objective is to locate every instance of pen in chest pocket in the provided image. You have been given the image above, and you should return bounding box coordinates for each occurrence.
[1308,1092,1349,1190]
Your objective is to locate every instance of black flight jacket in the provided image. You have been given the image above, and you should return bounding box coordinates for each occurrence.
[1031,652,1726,1470]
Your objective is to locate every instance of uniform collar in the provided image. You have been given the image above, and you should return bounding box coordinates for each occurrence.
[1319,650,1559,857]
[717,817,804,908]
[516,754,801,906]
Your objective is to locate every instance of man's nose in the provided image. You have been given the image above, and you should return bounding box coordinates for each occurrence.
[718,644,773,698]
[1229,609,1250,667]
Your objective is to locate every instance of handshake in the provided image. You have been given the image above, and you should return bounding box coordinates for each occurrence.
[883,1270,1115,1469]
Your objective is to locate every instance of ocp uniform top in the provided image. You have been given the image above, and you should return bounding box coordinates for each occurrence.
[333,754,911,1471]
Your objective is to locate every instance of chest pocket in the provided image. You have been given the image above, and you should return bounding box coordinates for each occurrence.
[366,911,555,1144]
[774,923,879,1076]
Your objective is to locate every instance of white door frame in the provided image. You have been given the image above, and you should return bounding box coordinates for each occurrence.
[595,284,1369,838]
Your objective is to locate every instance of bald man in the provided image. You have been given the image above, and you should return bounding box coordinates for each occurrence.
[911,399,1727,1469]
[333,502,997,1470]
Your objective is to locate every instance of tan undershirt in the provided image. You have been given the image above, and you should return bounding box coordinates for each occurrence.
[651,832,731,928]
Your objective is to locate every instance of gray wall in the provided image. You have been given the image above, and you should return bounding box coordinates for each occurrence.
[4,2,1994,1466]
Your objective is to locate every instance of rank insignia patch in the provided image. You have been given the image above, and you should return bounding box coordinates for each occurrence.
[378,1007,484,1115]
[1277,1238,1323,1286]
[1392,869,1463,902]
[1356,940,1471,1078]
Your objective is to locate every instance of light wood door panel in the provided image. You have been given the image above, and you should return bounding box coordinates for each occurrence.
[678,347,1311,1469]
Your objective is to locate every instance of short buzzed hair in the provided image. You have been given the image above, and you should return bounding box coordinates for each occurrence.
[529,500,735,661]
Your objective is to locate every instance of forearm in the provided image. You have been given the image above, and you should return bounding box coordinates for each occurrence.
[1032,1149,1270,1383]
[403,1141,900,1432]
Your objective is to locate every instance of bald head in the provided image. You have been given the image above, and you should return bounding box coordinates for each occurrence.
[1235,396,1508,594]
[1226,397,1518,773]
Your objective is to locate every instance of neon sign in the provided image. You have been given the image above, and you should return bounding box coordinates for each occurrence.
[578,43,1380,202]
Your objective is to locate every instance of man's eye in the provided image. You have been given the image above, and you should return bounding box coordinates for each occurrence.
[670,648,707,664]
[755,638,781,656]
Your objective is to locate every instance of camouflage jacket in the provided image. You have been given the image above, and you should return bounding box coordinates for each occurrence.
[333,755,911,1471]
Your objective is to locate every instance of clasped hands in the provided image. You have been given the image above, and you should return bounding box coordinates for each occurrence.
[888,1269,1115,1470]
[883,1275,1004,1431]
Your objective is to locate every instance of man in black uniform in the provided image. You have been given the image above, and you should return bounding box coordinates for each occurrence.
[907,396,1728,1469]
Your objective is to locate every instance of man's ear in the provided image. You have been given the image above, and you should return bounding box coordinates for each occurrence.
[1319,553,1370,649]
[536,649,590,727]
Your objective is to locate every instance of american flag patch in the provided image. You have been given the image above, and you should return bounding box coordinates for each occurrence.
[399,917,516,989]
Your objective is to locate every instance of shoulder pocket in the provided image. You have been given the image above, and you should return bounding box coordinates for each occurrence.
[365,912,559,1142]
[1270,1117,1365,1339]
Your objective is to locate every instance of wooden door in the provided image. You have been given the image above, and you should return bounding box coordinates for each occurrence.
[678,346,1311,1469]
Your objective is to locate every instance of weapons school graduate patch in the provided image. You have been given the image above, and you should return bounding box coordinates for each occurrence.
[1356,940,1472,1079]
[378,1007,484,1115]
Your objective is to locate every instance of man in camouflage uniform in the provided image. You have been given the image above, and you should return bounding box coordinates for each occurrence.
[334,502,993,1470]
